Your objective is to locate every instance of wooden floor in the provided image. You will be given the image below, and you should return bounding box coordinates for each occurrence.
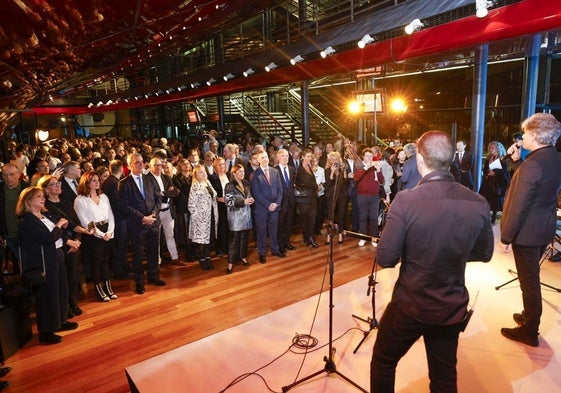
[6,235,375,393]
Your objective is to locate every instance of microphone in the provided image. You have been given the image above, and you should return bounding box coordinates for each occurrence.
[342,230,379,243]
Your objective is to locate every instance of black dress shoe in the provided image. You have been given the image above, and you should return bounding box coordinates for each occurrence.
[259,255,267,264]
[0,368,11,378]
[148,277,166,286]
[226,267,233,274]
[286,244,296,250]
[67,309,75,319]
[240,259,250,266]
[501,326,539,347]
[272,251,287,258]
[513,312,526,325]
[39,332,62,345]
[0,381,9,391]
[135,282,145,294]
[307,238,319,248]
[73,306,83,316]
[57,321,79,331]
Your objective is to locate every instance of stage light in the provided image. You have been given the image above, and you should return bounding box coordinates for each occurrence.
[243,68,255,77]
[36,129,50,143]
[320,47,336,58]
[191,82,201,88]
[223,73,234,81]
[265,62,277,72]
[404,19,424,35]
[357,34,375,49]
[206,78,216,86]
[290,55,304,65]
[390,98,408,114]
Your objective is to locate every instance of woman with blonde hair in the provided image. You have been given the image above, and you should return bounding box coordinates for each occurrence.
[172,158,193,259]
[324,151,348,244]
[17,187,78,344]
[74,171,116,302]
[189,164,218,270]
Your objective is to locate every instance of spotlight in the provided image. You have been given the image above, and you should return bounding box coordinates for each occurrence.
[405,19,424,34]
[206,78,216,86]
[320,46,336,58]
[265,62,277,72]
[290,55,304,65]
[243,68,255,77]
[191,82,201,88]
[476,0,494,18]
[357,34,375,49]
[223,73,234,81]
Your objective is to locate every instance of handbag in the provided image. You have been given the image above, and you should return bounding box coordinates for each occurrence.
[19,246,47,287]
[294,187,313,204]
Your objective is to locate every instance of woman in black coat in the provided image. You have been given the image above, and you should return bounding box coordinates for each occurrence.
[295,148,319,247]
[17,187,79,345]
[172,158,193,260]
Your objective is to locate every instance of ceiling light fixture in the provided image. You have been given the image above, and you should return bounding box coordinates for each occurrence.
[265,62,277,72]
[243,68,255,77]
[223,73,234,81]
[290,55,304,65]
[357,34,375,49]
[404,19,424,34]
[206,77,216,86]
[320,46,336,58]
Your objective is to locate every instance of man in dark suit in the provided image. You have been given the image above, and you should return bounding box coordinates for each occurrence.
[500,113,561,347]
[60,161,81,203]
[101,159,128,278]
[450,140,474,189]
[119,153,164,294]
[371,131,494,392]
[276,148,296,254]
[250,151,284,263]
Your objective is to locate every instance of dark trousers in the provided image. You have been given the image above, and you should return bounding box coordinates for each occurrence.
[348,184,359,231]
[298,197,317,241]
[228,230,249,263]
[278,198,295,251]
[129,223,160,282]
[35,248,68,333]
[254,210,280,256]
[65,250,80,311]
[82,235,111,284]
[371,302,461,393]
[357,194,380,237]
[110,219,129,276]
[512,243,547,336]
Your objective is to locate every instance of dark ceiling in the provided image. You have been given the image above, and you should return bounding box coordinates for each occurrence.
[1,0,561,127]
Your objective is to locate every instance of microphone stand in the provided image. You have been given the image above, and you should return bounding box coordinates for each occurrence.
[282,151,367,393]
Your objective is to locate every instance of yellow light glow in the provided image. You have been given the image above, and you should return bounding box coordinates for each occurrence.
[348,101,363,114]
[390,98,407,114]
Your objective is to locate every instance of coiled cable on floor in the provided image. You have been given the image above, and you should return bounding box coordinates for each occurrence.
[291,333,318,350]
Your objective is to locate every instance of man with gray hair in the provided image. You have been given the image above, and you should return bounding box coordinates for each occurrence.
[400,142,421,190]
[500,113,561,347]
[371,131,494,392]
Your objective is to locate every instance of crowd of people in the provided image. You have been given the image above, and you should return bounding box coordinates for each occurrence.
[1,121,558,350]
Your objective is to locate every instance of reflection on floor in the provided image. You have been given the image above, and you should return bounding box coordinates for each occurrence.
[127,229,561,393]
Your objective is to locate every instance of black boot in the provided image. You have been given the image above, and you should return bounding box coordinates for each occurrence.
[205,257,214,270]
[104,280,118,299]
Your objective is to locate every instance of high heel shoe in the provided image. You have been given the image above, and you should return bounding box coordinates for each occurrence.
[338,233,344,244]
[226,263,233,274]
[307,237,319,248]
[325,234,331,245]
[240,259,250,266]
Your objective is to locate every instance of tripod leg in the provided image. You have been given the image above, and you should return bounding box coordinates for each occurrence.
[495,276,519,290]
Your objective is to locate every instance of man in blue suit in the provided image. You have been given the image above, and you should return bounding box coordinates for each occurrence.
[119,153,164,294]
[250,151,284,263]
